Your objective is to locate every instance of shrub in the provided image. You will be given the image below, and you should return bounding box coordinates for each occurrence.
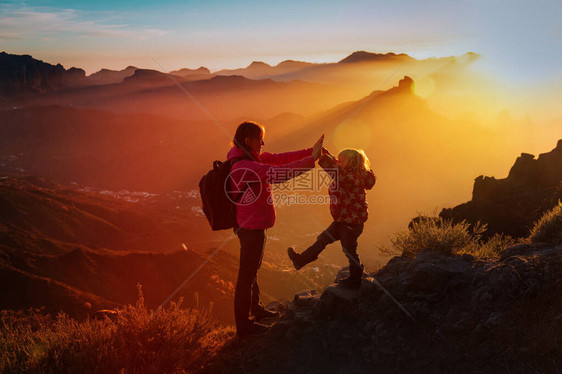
[461,233,517,257]
[529,201,562,246]
[0,286,233,374]
[385,216,486,258]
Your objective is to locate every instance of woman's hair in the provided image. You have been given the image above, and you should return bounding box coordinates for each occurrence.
[233,121,265,155]
[338,149,371,170]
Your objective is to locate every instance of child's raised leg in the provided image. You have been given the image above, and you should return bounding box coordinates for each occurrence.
[288,222,340,270]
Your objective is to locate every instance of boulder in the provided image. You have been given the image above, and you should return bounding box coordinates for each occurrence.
[293,289,320,307]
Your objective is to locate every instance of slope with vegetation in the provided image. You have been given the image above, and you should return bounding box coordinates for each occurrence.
[204,202,562,373]
[0,175,337,321]
[3,204,561,373]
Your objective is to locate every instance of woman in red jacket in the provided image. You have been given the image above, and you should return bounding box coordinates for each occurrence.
[228,121,323,337]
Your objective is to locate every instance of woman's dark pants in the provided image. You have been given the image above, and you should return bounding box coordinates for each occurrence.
[234,228,266,332]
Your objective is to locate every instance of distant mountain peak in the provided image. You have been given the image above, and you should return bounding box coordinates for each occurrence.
[368,76,414,97]
[169,66,211,77]
[87,66,138,85]
[276,59,312,68]
[398,76,414,91]
[247,61,271,68]
[90,66,138,75]
[338,50,409,64]
[125,69,170,82]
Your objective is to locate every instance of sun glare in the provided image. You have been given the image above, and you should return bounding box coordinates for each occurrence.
[413,75,436,98]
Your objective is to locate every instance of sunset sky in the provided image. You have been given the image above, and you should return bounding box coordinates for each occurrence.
[1,0,561,86]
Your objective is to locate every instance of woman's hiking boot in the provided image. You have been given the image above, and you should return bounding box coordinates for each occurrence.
[236,321,270,338]
[253,307,280,321]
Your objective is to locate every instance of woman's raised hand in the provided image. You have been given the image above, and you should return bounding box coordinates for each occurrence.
[312,135,324,160]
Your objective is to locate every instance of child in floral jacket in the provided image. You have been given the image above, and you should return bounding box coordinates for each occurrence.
[288,147,376,288]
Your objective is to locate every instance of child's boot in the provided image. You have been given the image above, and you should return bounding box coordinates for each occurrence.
[288,241,325,270]
[339,261,363,289]
[288,247,305,270]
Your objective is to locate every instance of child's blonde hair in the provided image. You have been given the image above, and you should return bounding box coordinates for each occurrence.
[338,149,371,170]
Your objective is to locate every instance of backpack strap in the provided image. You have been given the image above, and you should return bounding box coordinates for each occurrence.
[230,155,252,165]
[229,155,255,203]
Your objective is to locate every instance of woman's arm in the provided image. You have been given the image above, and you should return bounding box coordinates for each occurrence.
[260,148,313,166]
[235,156,316,184]
[260,134,323,165]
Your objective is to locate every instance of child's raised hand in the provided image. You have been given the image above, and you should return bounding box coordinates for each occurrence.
[321,147,333,157]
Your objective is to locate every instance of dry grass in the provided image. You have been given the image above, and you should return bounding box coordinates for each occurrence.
[461,233,517,257]
[382,216,521,258]
[0,285,233,374]
[383,216,486,258]
[530,201,562,246]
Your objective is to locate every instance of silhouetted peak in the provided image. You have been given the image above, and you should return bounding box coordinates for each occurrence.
[507,153,536,180]
[169,66,210,76]
[247,61,271,69]
[131,69,164,77]
[338,50,409,64]
[398,76,414,91]
[1,52,33,61]
[87,66,138,85]
[67,67,85,75]
[195,66,210,73]
[124,69,172,83]
[276,60,310,68]
[380,76,414,96]
[92,66,137,75]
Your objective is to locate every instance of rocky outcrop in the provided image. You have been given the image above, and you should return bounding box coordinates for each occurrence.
[440,140,562,238]
[210,244,562,373]
[0,52,87,94]
[87,66,138,85]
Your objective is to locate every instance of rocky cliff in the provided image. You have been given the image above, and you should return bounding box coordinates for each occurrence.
[0,52,87,95]
[440,140,562,238]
